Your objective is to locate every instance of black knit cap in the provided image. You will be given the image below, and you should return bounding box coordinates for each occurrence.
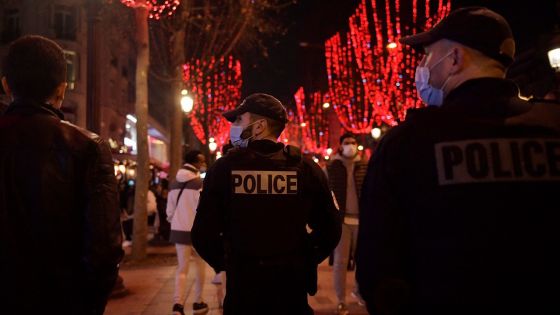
[400,7,515,66]
[223,93,288,124]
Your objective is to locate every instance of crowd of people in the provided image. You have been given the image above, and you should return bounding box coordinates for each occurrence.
[1,6,559,315]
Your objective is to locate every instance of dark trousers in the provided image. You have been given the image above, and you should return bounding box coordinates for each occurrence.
[224,261,313,315]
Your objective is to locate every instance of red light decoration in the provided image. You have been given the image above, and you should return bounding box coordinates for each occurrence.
[279,110,301,146]
[294,87,330,154]
[120,0,180,20]
[182,56,242,149]
[325,32,372,134]
[325,0,451,134]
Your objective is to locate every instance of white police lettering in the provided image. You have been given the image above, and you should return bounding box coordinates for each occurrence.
[231,170,298,194]
[435,138,560,185]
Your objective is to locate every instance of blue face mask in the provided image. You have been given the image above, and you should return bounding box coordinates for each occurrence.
[229,119,263,148]
[415,51,453,106]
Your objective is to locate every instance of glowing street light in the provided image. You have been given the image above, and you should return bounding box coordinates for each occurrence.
[209,142,218,152]
[208,137,217,152]
[371,127,382,139]
[180,90,194,113]
[548,47,560,72]
[387,42,397,49]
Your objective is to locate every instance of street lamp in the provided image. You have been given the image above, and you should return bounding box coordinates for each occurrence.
[371,127,381,139]
[386,42,397,49]
[180,89,194,113]
[208,137,217,152]
[548,47,560,72]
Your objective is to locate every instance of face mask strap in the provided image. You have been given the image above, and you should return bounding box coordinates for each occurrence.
[428,50,454,71]
[247,119,269,140]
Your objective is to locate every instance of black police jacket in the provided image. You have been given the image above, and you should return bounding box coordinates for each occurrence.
[192,140,341,274]
[0,99,124,314]
[356,78,560,315]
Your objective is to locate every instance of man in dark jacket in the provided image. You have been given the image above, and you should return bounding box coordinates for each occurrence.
[0,35,123,314]
[356,7,560,315]
[192,93,341,315]
[325,133,368,314]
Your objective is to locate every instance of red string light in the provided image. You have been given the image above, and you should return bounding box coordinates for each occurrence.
[294,87,330,154]
[279,110,301,146]
[325,0,451,134]
[120,0,180,20]
[182,56,242,149]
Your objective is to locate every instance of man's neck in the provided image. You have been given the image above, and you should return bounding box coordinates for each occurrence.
[444,67,505,98]
[254,135,278,143]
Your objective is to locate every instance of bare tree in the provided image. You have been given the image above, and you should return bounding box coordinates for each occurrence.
[150,0,294,176]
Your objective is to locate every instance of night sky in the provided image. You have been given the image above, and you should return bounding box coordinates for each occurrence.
[242,0,559,108]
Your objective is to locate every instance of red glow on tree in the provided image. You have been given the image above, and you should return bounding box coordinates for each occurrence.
[325,0,451,134]
[182,56,242,149]
[120,0,180,20]
[279,110,301,146]
[294,87,330,154]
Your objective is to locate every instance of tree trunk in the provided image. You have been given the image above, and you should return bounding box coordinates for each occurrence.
[132,6,150,260]
[168,79,183,180]
[168,25,186,181]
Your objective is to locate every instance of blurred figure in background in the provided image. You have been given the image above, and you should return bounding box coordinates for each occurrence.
[167,150,209,315]
[325,133,368,315]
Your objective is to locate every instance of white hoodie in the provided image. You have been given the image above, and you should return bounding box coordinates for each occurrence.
[166,164,203,243]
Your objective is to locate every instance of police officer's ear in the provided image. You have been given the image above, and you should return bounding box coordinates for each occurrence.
[448,45,465,75]
[254,118,268,135]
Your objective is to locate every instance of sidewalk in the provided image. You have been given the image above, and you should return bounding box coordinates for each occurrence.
[105,244,368,315]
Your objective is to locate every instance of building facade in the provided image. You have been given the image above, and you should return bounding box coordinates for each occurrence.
[0,0,169,165]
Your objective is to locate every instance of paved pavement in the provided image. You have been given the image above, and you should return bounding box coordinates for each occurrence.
[105,244,368,315]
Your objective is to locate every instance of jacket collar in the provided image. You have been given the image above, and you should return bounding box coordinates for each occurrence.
[4,98,65,120]
[248,139,284,154]
[441,78,528,118]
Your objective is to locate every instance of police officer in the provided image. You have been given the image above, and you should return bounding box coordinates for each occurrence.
[192,93,341,315]
[356,7,560,315]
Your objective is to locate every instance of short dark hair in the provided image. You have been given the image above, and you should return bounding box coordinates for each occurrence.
[2,35,67,101]
[339,132,356,144]
[184,150,203,165]
[251,113,285,138]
